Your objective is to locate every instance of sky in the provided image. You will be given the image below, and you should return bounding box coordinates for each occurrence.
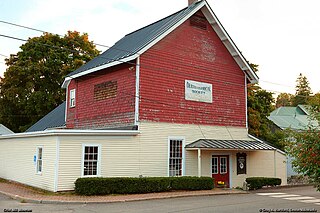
[0,0,319,96]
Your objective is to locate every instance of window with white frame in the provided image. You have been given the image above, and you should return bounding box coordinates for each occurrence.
[169,139,183,176]
[83,145,100,176]
[220,156,227,174]
[212,157,218,174]
[69,89,76,107]
[36,147,43,174]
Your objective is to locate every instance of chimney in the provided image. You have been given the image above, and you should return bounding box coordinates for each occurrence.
[188,0,198,6]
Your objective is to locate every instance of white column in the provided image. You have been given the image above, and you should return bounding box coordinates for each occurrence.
[198,148,201,177]
[274,150,277,177]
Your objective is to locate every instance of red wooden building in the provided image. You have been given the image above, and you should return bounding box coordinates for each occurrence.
[0,0,286,192]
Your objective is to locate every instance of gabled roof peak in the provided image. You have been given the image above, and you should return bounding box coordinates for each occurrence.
[62,0,258,88]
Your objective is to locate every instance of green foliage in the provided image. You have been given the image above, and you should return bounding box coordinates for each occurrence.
[276,93,294,108]
[247,64,284,150]
[285,128,320,191]
[0,31,99,132]
[170,176,214,190]
[74,177,214,196]
[307,93,320,122]
[292,73,312,106]
[246,177,281,190]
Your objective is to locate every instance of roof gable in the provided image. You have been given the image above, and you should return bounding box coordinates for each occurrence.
[62,0,258,88]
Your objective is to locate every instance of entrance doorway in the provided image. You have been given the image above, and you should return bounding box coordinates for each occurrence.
[212,155,229,188]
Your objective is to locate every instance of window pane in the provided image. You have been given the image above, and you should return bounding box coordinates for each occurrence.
[169,139,183,177]
[83,146,99,176]
[212,157,218,174]
[220,157,227,174]
[36,147,43,173]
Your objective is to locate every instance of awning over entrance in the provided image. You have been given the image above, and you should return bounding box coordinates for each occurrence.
[187,139,277,180]
[186,139,276,150]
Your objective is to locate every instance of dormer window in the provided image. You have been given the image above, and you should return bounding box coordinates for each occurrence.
[70,89,76,108]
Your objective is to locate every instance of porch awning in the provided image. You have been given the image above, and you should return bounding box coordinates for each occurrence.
[185,139,276,150]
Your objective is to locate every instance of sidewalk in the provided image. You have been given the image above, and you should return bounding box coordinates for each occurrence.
[0,181,246,204]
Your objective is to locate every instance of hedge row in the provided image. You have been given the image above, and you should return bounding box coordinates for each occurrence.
[75,176,214,195]
[246,177,281,190]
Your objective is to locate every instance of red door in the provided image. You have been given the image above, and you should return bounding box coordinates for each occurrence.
[212,155,229,188]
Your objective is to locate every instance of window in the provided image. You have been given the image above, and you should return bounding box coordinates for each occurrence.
[169,139,184,176]
[70,89,76,107]
[190,15,207,30]
[36,147,43,174]
[212,157,218,174]
[220,157,227,174]
[94,81,117,101]
[82,145,100,176]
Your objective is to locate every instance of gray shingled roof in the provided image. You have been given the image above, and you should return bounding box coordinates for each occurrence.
[67,1,202,77]
[186,139,276,150]
[26,102,66,132]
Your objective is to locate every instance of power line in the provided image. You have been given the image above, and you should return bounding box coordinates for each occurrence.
[1,32,314,94]
[0,21,295,89]
[0,53,8,58]
[0,19,134,54]
[0,32,315,93]
[0,33,246,88]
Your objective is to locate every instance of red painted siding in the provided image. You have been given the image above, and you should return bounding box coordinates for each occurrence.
[139,12,246,127]
[66,63,136,129]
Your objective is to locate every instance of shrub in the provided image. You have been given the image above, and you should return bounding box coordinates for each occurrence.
[246,177,281,190]
[170,176,214,190]
[75,176,214,196]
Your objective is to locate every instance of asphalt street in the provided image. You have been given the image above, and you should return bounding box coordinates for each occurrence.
[0,186,319,213]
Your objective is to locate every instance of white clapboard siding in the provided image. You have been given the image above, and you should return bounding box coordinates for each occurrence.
[0,136,57,191]
[138,121,250,177]
[57,135,140,191]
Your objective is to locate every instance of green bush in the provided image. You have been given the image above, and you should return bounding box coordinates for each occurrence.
[170,176,214,190]
[246,177,281,190]
[75,176,214,196]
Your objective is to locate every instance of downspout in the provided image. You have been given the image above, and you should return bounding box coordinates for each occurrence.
[245,77,248,129]
[134,57,140,127]
[64,80,71,124]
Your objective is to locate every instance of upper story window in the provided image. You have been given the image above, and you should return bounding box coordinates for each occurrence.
[190,15,207,30]
[70,89,76,108]
[94,81,117,101]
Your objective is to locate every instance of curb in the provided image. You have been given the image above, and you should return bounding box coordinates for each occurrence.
[248,184,314,193]
[0,189,248,204]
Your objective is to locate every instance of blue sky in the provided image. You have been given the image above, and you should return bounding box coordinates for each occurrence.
[1,0,320,95]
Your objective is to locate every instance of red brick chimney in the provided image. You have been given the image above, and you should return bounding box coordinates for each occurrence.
[188,0,198,6]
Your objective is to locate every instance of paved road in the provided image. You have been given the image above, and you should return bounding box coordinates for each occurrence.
[0,186,319,213]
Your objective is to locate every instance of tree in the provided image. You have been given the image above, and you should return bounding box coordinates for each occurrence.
[292,73,312,106]
[276,93,294,108]
[247,63,285,149]
[0,31,100,132]
[285,92,320,191]
[308,93,320,121]
[285,128,320,190]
